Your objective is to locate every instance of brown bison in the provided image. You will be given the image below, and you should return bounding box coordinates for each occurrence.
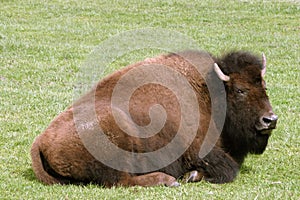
[31,50,278,187]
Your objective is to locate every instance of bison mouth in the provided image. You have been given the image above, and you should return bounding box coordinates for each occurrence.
[256,128,274,136]
[254,128,274,141]
[255,121,277,136]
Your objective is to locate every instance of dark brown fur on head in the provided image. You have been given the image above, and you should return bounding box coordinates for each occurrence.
[217,51,264,74]
[215,51,275,164]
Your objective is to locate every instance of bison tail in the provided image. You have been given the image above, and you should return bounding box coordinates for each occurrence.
[30,135,63,185]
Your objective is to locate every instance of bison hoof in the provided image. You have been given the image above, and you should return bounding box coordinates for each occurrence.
[183,170,204,183]
[169,181,180,187]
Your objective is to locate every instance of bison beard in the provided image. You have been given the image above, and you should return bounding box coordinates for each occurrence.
[30,50,277,187]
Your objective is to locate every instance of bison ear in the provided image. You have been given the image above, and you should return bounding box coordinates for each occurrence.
[261,53,266,77]
[214,63,230,82]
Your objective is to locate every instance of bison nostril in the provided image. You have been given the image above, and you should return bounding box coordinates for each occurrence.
[263,117,272,124]
[262,114,278,128]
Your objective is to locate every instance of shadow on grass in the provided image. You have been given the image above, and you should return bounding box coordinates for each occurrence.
[240,165,255,175]
[22,167,109,189]
[22,168,37,182]
[23,164,255,188]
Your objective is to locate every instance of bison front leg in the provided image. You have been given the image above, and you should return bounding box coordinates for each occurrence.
[119,172,180,187]
[200,147,240,184]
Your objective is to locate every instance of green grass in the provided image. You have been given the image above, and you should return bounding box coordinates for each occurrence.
[0,0,299,199]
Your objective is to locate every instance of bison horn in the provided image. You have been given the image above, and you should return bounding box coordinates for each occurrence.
[214,63,230,82]
[261,53,266,77]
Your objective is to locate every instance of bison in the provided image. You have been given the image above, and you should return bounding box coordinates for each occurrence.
[31,50,278,187]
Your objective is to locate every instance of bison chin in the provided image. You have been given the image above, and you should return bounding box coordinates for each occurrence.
[250,132,270,154]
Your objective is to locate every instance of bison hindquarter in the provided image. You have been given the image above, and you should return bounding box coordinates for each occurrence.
[30,50,277,187]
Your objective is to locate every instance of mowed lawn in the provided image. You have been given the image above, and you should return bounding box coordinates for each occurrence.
[0,0,299,199]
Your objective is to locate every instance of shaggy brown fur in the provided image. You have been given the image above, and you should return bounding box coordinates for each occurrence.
[31,50,277,187]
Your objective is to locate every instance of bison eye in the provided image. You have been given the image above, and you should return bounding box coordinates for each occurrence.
[236,88,244,94]
[234,86,247,95]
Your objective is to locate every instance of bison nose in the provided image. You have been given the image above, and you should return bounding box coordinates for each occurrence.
[262,114,278,129]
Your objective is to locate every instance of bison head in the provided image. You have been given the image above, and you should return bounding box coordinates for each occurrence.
[214,52,278,163]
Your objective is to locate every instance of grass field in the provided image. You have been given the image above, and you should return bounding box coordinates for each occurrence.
[0,0,299,199]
